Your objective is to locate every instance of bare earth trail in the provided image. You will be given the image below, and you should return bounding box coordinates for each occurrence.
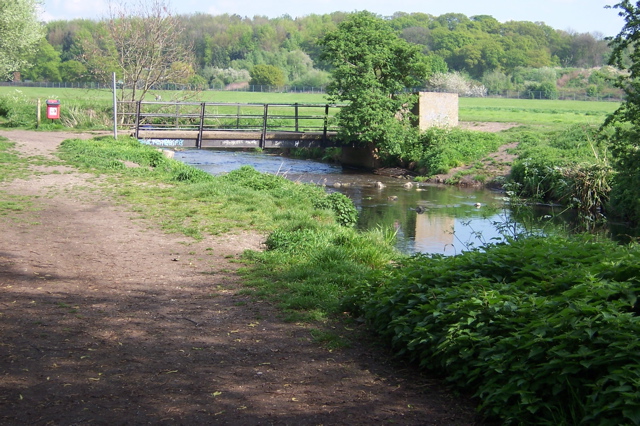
[0,130,478,425]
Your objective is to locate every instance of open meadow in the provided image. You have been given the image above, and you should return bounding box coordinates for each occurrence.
[0,86,620,129]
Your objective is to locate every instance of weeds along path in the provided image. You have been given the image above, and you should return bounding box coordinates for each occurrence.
[0,130,478,425]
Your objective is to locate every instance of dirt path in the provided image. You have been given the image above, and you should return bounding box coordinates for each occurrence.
[0,130,478,425]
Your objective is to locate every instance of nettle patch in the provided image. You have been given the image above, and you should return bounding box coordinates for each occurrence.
[351,235,640,424]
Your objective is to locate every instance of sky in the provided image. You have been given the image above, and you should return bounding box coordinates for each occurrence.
[40,0,626,38]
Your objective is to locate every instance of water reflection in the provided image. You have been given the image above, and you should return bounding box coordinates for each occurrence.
[332,182,515,255]
[176,149,567,255]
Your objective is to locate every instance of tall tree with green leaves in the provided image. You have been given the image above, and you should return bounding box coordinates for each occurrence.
[604,0,640,223]
[0,0,44,80]
[319,11,431,157]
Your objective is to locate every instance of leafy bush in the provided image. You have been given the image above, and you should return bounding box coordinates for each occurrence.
[525,81,559,99]
[219,165,289,191]
[249,64,286,87]
[607,125,640,223]
[349,236,640,424]
[313,191,358,227]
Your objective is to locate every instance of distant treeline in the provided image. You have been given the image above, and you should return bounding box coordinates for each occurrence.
[22,11,613,95]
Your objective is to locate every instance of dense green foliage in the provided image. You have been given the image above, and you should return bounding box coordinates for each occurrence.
[347,236,640,424]
[410,127,504,175]
[20,10,611,92]
[312,192,358,227]
[603,1,640,225]
[249,64,286,87]
[319,11,430,154]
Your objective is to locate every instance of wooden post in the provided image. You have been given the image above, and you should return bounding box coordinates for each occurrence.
[295,103,299,132]
[36,98,41,129]
[236,105,241,129]
[323,104,329,143]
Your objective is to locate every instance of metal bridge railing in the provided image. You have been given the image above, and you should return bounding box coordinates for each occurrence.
[119,101,341,148]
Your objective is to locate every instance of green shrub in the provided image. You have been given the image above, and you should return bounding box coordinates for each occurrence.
[350,236,640,424]
[313,192,358,227]
[525,81,558,99]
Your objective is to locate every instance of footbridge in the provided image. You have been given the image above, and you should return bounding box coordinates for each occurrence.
[122,101,342,149]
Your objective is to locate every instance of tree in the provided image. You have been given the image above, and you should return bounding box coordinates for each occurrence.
[84,0,195,102]
[604,1,640,223]
[0,0,44,80]
[21,38,62,82]
[319,11,429,157]
[60,60,88,82]
[249,64,285,87]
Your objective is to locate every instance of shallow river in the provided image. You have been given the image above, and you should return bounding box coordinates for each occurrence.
[176,149,570,255]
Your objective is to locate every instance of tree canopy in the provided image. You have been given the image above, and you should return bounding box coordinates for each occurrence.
[319,11,432,154]
[0,0,44,80]
[249,64,285,87]
[29,10,611,86]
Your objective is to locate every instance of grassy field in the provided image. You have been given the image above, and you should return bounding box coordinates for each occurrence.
[459,97,619,127]
[0,86,621,129]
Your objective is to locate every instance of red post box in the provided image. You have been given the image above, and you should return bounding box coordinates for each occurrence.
[46,100,60,119]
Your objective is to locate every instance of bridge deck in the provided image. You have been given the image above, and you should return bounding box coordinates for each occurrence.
[137,130,339,149]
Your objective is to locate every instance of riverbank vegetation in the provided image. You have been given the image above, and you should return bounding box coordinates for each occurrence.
[35,135,638,424]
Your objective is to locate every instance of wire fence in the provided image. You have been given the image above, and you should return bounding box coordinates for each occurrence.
[0,80,625,102]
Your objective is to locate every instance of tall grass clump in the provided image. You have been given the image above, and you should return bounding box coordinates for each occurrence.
[0,90,35,128]
[245,218,398,321]
[349,236,640,424]
[509,125,613,214]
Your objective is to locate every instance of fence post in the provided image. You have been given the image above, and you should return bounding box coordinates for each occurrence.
[323,104,329,144]
[261,104,268,149]
[197,102,206,149]
[295,103,299,132]
[134,101,141,139]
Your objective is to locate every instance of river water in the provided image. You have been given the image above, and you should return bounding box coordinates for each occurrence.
[176,149,571,255]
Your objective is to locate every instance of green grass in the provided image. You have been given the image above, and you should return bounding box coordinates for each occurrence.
[0,137,42,219]
[459,97,619,128]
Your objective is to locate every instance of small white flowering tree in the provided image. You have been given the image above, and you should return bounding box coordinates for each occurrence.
[0,0,44,80]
